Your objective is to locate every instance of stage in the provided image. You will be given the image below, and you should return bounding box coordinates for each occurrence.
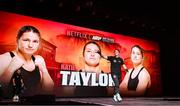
[1,97,180,105]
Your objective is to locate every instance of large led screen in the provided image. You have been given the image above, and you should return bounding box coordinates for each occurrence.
[0,11,162,98]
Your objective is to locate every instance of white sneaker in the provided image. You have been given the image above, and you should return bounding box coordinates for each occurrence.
[12,95,19,102]
[113,94,118,102]
[13,95,18,102]
[116,93,122,102]
[13,96,16,101]
[16,95,19,101]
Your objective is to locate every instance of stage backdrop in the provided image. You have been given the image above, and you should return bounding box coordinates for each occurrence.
[0,11,162,97]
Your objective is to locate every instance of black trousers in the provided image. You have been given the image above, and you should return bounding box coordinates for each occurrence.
[13,85,22,96]
[111,74,121,95]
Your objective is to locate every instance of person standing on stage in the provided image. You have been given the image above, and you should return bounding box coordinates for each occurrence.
[101,49,128,102]
[12,69,24,102]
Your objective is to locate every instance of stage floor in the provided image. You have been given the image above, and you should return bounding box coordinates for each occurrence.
[57,97,180,106]
[1,97,180,105]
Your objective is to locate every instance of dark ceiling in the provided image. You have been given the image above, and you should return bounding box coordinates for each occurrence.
[0,0,177,42]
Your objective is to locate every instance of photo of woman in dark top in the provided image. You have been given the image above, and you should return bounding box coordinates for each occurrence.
[120,45,151,96]
[74,41,107,97]
[0,25,54,100]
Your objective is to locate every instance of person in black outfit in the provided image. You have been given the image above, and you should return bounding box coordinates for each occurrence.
[12,69,24,102]
[101,49,128,102]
